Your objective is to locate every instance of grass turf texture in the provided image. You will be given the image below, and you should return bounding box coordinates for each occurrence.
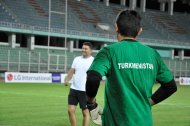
[0,83,190,126]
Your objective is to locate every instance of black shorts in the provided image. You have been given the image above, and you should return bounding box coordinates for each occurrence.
[68,88,88,110]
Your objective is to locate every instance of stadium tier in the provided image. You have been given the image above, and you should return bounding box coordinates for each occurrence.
[0,3,16,23]
[0,0,190,45]
[0,0,190,76]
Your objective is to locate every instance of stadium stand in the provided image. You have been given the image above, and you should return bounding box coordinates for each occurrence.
[0,0,190,77]
[0,0,189,45]
[143,10,190,43]
[0,2,17,23]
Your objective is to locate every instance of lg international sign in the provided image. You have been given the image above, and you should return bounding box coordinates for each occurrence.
[5,72,52,83]
[5,72,67,83]
[6,73,14,81]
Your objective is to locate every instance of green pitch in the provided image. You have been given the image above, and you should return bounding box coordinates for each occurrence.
[0,83,190,126]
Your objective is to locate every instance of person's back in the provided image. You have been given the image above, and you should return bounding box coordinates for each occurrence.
[101,39,171,125]
[85,10,177,126]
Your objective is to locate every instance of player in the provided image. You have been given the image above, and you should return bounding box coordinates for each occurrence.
[85,10,177,126]
[64,42,94,126]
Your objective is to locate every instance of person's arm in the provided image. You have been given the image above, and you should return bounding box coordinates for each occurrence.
[86,47,110,103]
[150,79,177,105]
[150,50,177,105]
[64,68,75,86]
[86,70,103,125]
[86,70,102,103]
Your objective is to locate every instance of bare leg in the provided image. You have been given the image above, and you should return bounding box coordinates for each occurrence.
[82,108,90,126]
[68,105,77,126]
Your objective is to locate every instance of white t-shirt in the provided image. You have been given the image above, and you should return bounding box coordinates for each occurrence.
[71,56,94,91]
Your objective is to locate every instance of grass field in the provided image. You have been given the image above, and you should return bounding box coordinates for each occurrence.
[0,83,190,126]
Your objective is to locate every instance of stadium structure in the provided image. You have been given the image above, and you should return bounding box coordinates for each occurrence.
[0,0,190,79]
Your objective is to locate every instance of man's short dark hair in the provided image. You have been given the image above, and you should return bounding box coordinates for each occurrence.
[116,10,141,38]
[83,42,93,49]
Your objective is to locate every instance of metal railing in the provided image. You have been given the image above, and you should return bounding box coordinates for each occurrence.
[1,21,190,48]
[0,50,71,73]
[0,21,116,40]
[164,59,190,78]
[0,49,190,77]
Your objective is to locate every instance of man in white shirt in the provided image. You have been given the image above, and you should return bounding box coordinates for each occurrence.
[64,42,94,126]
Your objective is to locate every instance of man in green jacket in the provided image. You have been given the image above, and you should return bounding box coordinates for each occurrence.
[86,10,177,126]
